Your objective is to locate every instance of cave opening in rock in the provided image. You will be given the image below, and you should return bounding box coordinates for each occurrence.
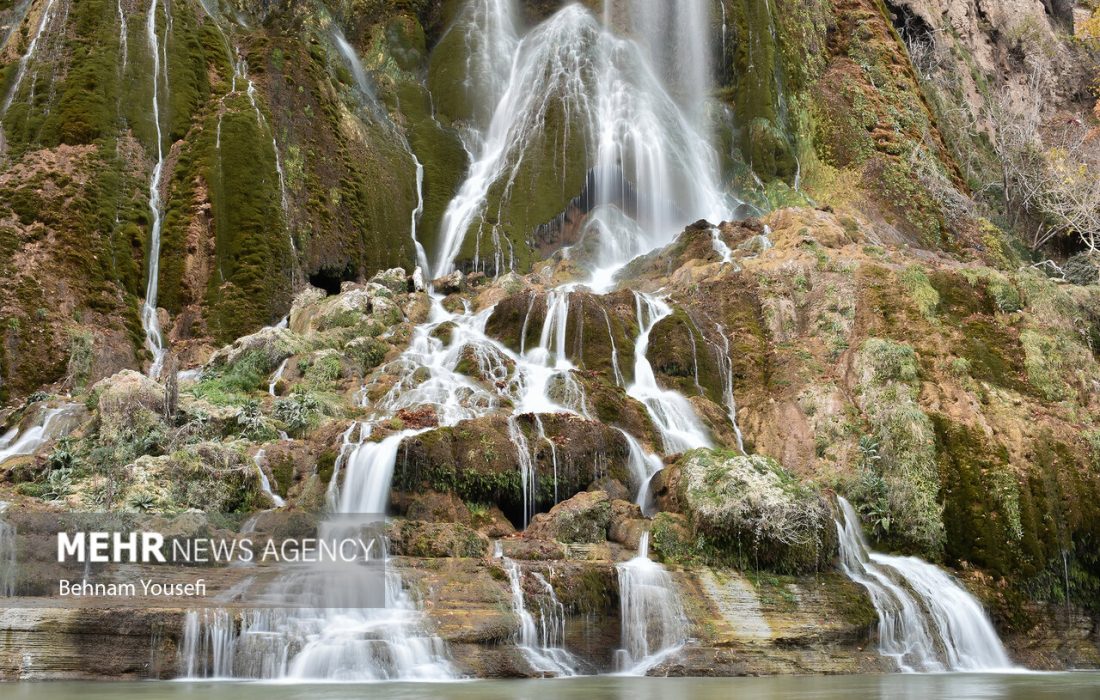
[308,264,357,296]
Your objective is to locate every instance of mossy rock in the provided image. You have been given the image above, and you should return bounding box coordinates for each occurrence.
[387,519,488,558]
[673,448,835,573]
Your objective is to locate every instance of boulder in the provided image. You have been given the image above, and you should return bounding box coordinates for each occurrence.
[402,490,472,524]
[608,499,647,549]
[93,370,165,439]
[370,267,409,294]
[432,270,465,294]
[673,449,835,573]
[205,326,301,373]
[525,490,611,544]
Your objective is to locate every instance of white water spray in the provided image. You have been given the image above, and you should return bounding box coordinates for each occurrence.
[502,558,579,676]
[834,497,1014,672]
[141,0,167,378]
[626,292,712,454]
[614,532,688,675]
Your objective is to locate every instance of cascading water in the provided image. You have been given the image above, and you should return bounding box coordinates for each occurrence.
[627,292,712,454]
[141,0,168,378]
[502,558,579,676]
[619,429,664,516]
[185,0,740,680]
[834,497,1014,672]
[251,449,285,508]
[614,532,688,675]
[268,359,288,397]
[434,1,731,282]
[0,404,81,465]
[0,0,58,130]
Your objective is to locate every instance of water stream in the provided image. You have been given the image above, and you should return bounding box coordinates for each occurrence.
[834,497,1014,672]
[141,0,168,378]
[502,558,579,676]
[614,532,688,675]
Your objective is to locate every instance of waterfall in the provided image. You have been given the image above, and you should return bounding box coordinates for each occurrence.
[268,359,288,396]
[626,292,712,454]
[0,0,58,121]
[179,609,236,679]
[141,0,168,378]
[0,502,15,597]
[618,429,663,516]
[333,27,385,122]
[183,0,740,679]
[116,0,128,75]
[0,404,80,465]
[251,449,285,508]
[713,324,745,452]
[834,497,1014,672]
[502,558,579,676]
[614,532,688,675]
[180,424,455,680]
[433,1,731,280]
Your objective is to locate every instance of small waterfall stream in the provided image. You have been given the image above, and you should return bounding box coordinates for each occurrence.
[141,0,168,378]
[834,497,1014,672]
[250,449,285,508]
[0,404,81,465]
[502,558,579,676]
[627,292,712,454]
[0,0,58,123]
[614,532,688,675]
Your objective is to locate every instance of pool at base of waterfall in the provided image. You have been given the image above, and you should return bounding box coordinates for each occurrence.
[4,675,1100,699]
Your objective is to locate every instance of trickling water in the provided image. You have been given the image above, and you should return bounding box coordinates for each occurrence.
[251,449,285,508]
[614,532,688,675]
[117,0,128,75]
[834,497,1014,672]
[712,324,745,453]
[0,0,58,121]
[179,609,236,679]
[710,226,733,263]
[268,359,288,397]
[618,429,663,516]
[333,28,385,122]
[503,558,579,676]
[627,292,712,454]
[141,0,168,378]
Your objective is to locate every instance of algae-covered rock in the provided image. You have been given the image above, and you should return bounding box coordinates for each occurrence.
[93,370,165,439]
[525,490,611,544]
[387,520,489,558]
[674,449,833,573]
[370,267,410,295]
[206,326,302,374]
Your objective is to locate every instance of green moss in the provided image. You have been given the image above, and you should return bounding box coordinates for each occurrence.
[859,338,919,383]
[856,338,943,555]
[899,265,939,320]
[933,415,1020,576]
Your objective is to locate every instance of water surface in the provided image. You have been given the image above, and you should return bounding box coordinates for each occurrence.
[6,674,1100,700]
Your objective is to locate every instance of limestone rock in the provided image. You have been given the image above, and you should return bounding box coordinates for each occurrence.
[673,449,835,573]
[387,520,488,558]
[525,490,611,544]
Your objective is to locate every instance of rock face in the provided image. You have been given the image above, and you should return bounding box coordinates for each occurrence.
[0,608,183,680]
[393,414,631,525]
[525,490,612,544]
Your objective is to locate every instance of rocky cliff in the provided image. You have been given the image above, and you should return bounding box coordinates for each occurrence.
[0,0,1099,681]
